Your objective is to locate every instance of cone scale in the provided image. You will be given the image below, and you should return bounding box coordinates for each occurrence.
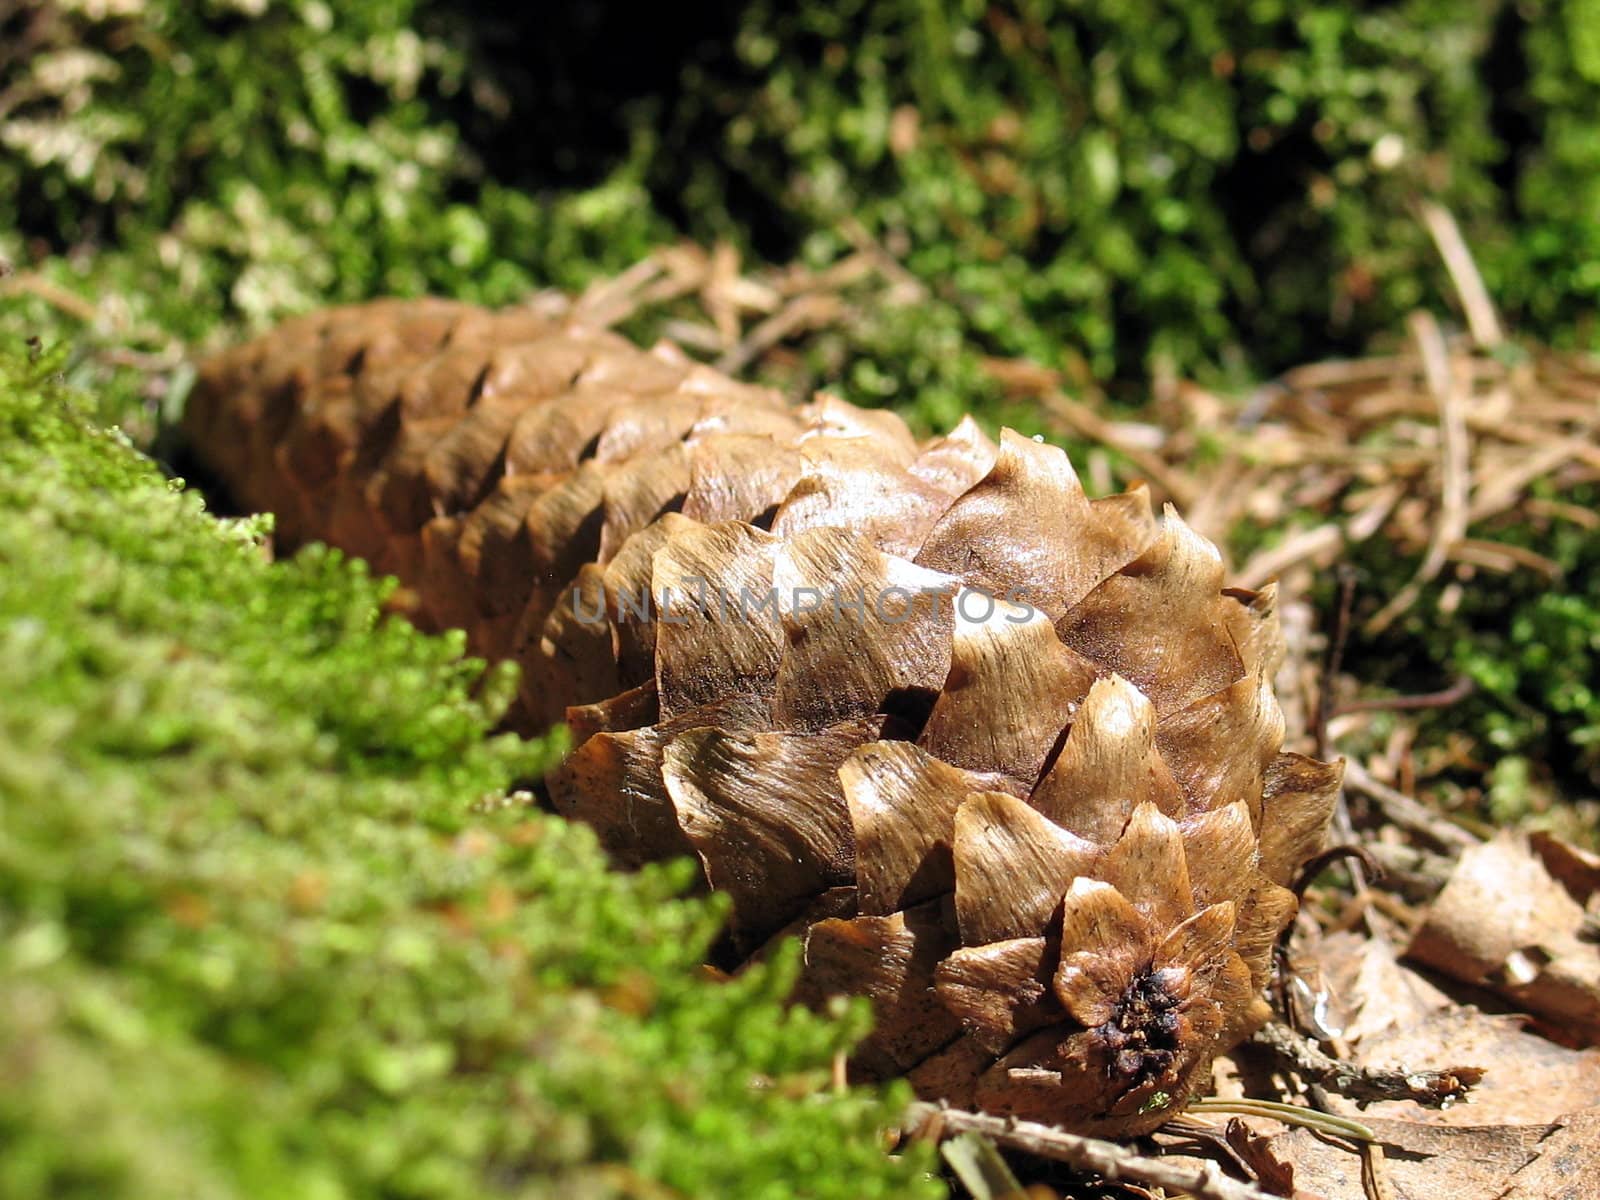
[186,299,1341,1136]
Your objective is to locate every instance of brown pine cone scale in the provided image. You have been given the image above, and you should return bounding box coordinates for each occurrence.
[185,298,1341,1136]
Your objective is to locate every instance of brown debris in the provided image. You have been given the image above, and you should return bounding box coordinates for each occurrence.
[1407,832,1600,1042]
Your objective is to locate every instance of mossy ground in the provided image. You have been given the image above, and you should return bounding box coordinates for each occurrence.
[1338,480,1600,822]
[0,342,938,1199]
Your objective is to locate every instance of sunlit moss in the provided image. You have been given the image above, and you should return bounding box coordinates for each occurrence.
[0,341,939,1200]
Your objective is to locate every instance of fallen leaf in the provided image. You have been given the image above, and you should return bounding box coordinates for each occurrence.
[1495,1107,1600,1200]
[1301,929,1453,1043]
[1407,833,1600,1042]
[1224,1118,1316,1199]
[1530,831,1600,908]
[1263,1116,1553,1200]
[1347,1007,1600,1126]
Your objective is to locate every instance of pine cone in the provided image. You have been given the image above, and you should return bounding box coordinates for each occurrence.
[185,298,1341,1136]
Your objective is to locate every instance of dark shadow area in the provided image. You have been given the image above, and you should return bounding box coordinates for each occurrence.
[425,0,747,189]
[1483,0,1536,212]
[1216,110,1366,368]
[424,0,805,262]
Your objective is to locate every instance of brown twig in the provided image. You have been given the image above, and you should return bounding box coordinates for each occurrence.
[1449,537,1563,578]
[836,217,928,304]
[1341,758,1479,851]
[1417,200,1504,348]
[1251,1022,1484,1106]
[1293,844,1384,901]
[1358,841,1456,904]
[716,292,843,376]
[1467,440,1591,524]
[902,1103,1280,1200]
[1330,675,1474,718]
[1,272,100,323]
[570,255,667,328]
[1313,567,1357,765]
[1365,312,1472,634]
[1236,522,1345,591]
[1037,389,1199,506]
[1358,1138,1398,1200]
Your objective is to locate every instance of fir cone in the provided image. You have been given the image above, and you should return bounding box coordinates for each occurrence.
[185,298,1342,1136]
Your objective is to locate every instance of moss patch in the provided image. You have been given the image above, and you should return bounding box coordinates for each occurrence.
[0,339,938,1199]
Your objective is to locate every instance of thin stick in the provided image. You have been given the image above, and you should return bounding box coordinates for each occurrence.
[1342,758,1478,850]
[1330,675,1474,717]
[1467,440,1590,524]
[1038,389,1198,506]
[1450,538,1563,578]
[1313,567,1357,764]
[571,254,667,328]
[1236,523,1344,591]
[716,292,842,375]
[1,272,100,323]
[901,1103,1280,1200]
[1365,312,1472,634]
[1250,1022,1484,1105]
[1418,200,1504,348]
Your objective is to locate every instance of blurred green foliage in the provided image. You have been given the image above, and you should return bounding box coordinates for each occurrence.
[0,340,938,1199]
[1347,484,1600,808]
[0,0,675,433]
[648,0,1600,407]
[0,0,673,329]
[661,0,1501,395]
[1505,0,1600,340]
[8,0,1600,405]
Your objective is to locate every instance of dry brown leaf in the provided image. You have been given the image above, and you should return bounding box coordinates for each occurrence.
[1495,1107,1600,1200]
[1530,831,1600,908]
[1407,832,1600,1042]
[1246,1108,1600,1200]
[1223,1118,1315,1199]
[1262,1117,1554,1200]
[1307,929,1454,1044]
[1349,1007,1600,1126]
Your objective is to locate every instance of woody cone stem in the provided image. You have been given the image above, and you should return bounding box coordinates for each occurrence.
[185,298,1341,1136]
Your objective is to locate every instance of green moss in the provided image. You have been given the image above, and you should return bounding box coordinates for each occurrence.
[13,0,1600,429]
[1322,483,1600,818]
[612,0,1600,404]
[0,0,676,431]
[0,340,939,1199]
[1503,0,1600,343]
[644,0,1506,396]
